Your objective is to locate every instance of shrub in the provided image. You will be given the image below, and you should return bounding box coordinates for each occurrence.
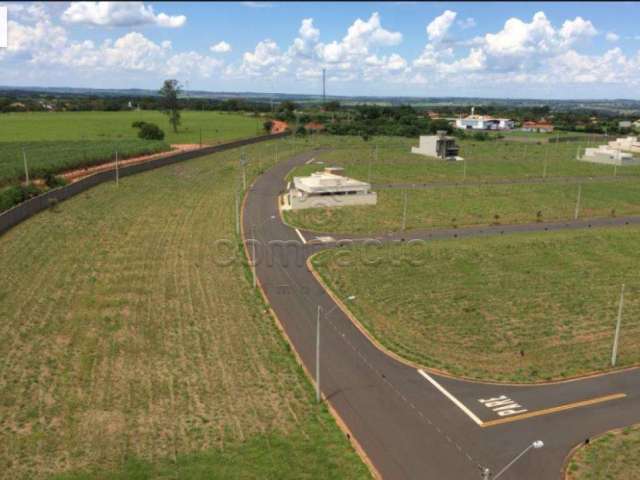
[131,120,147,129]
[137,122,165,141]
[43,173,67,189]
[0,184,42,212]
[263,120,273,133]
[295,126,307,137]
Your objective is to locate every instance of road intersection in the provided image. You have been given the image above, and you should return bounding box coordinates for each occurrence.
[242,148,640,479]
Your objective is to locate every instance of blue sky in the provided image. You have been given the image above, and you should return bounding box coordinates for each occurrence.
[1,1,639,99]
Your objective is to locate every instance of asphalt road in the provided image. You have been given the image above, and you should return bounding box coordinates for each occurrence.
[242,149,640,480]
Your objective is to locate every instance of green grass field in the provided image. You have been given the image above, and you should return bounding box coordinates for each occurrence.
[0,111,262,144]
[567,425,640,479]
[283,136,640,234]
[0,140,170,186]
[297,136,640,184]
[0,138,367,479]
[312,227,640,382]
[285,180,640,234]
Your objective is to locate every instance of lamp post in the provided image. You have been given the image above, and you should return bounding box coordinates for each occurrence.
[486,440,544,479]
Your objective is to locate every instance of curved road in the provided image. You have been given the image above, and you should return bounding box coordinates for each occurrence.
[242,149,640,479]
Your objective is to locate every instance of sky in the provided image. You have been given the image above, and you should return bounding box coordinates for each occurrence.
[1,1,639,99]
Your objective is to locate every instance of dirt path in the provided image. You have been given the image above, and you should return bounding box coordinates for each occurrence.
[61,144,206,183]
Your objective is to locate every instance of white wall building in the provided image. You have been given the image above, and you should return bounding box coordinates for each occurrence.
[454,108,513,130]
[608,136,640,154]
[411,132,462,161]
[282,168,377,211]
[580,145,639,166]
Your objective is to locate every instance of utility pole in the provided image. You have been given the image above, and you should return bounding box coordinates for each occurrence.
[251,226,257,290]
[402,190,408,231]
[463,159,467,181]
[316,304,321,403]
[115,150,119,186]
[611,284,625,367]
[322,68,326,105]
[235,189,240,236]
[22,148,29,185]
[199,127,202,148]
[522,143,528,162]
[543,142,549,179]
[574,184,582,220]
[368,148,373,184]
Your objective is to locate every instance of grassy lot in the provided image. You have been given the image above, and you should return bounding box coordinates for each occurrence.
[285,180,640,234]
[0,138,368,479]
[0,111,262,145]
[566,425,640,479]
[295,136,640,184]
[311,227,640,382]
[0,140,169,186]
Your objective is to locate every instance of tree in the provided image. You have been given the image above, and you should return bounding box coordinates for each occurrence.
[159,79,182,133]
[263,120,273,133]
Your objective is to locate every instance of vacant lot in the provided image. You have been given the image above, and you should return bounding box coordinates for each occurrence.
[0,140,169,186]
[296,136,640,184]
[312,227,640,382]
[285,180,640,234]
[566,425,640,480]
[0,111,261,144]
[0,138,367,479]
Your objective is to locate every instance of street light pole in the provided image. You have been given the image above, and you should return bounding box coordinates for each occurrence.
[490,440,544,480]
[22,148,29,185]
[611,284,625,367]
[316,304,321,403]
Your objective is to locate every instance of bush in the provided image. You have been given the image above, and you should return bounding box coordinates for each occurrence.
[0,184,42,212]
[137,122,165,141]
[295,126,307,137]
[43,172,67,189]
[263,120,273,133]
[131,120,147,129]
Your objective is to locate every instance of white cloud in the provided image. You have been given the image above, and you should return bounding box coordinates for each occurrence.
[457,17,476,30]
[238,39,290,77]
[314,12,401,64]
[240,2,273,8]
[210,41,231,53]
[559,16,597,42]
[606,32,620,42]
[61,2,186,28]
[427,10,457,42]
[299,18,320,42]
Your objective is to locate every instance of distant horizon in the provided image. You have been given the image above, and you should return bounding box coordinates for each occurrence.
[2,84,640,104]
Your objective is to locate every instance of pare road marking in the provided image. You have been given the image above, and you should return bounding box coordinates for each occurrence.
[478,395,527,417]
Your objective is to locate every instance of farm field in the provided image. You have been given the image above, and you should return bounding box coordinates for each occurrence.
[0,140,169,187]
[294,136,640,184]
[566,424,640,479]
[285,180,640,234]
[0,110,262,144]
[311,226,640,382]
[0,138,367,479]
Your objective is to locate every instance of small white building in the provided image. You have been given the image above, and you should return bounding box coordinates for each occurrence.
[579,145,639,166]
[608,136,640,154]
[454,108,513,130]
[411,132,462,161]
[282,167,377,211]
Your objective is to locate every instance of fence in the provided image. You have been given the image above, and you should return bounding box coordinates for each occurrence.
[0,132,289,237]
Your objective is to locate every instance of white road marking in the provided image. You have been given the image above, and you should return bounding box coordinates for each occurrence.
[295,228,307,244]
[418,369,484,426]
[478,395,527,417]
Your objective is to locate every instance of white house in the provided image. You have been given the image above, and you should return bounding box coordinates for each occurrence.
[454,108,513,130]
[411,132,462,161]
[609,136,640,154]
[282,167,377,210]
[579,145,639,166]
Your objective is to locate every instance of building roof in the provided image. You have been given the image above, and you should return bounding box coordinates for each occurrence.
[270,120,289,134]
[293,171,371,194]
[522,121,554,128]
